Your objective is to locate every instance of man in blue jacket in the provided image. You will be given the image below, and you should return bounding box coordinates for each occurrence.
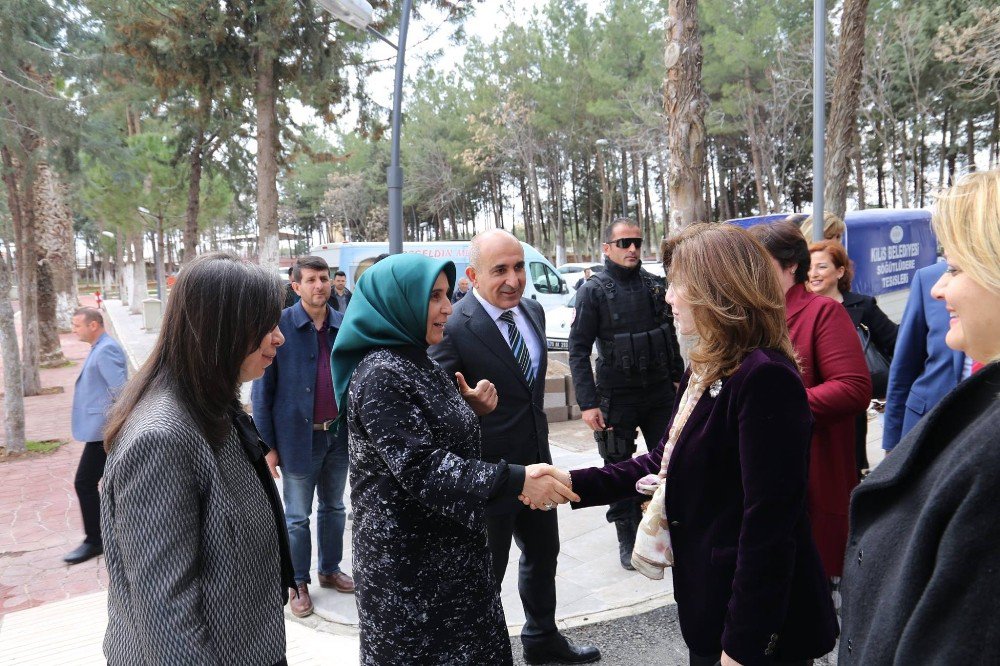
[65,307,127,564]
[882,261,966,451]
[252,256,354,619]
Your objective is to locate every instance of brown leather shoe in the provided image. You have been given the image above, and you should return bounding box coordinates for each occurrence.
[289,582,313,617]
[318,571,355,594]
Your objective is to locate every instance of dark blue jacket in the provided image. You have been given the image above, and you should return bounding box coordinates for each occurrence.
[881,262,964,451]
[251,302,344,475]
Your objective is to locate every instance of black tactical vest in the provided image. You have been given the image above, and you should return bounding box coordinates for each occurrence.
[590,263,675,389]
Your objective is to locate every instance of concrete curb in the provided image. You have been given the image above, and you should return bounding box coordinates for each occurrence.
[99,302,141,375]
[290,593,678,638]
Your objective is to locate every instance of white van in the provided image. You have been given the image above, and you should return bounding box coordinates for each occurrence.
[308,240,569,310]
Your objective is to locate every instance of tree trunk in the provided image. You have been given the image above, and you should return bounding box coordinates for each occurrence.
[854,142,866,209]
[2,145,42,395]
[183,128,205,265]
[595,149,612,228]
[554,159,566,266]
[128,231,146,315]
[824,0,870,219]
[938,106,949,188]
[33,160,76,331]
[36,256,65,368]
[642,157,655,250]
[527,162,544,247]
[966,116,976,172]
[255,32,280,270]
[0,250,26,454]
[664,0,708,228]
[654,140,669,237]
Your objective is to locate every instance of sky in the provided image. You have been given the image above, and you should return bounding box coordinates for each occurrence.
[298,0,609,136]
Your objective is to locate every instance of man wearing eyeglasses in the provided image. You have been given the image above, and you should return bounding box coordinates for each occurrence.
[568,218,684,570]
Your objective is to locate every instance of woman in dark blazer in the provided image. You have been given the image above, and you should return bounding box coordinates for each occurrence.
[839,169,1000,664]
[555,225,837,666]
[101,252,295,665]
[808,239,898,477]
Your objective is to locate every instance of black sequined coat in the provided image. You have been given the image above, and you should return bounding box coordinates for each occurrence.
[347,346,513,666]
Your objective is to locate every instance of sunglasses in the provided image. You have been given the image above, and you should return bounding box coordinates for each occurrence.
[609,237,643,250]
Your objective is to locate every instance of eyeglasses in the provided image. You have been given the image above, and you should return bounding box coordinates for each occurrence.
[609,237,643,250]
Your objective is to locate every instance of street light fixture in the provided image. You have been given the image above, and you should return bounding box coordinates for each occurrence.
[595,138,628,219]
[319,0,412,255]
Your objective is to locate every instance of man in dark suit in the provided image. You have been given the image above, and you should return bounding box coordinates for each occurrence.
[430,229,600,665]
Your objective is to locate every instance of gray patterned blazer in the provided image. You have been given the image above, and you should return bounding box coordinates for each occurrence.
[101,389,286,665]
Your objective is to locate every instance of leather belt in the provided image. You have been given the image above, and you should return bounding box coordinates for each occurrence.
[313,419,337,431]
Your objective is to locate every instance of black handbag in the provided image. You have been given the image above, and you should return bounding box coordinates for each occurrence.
[857,323,890,400]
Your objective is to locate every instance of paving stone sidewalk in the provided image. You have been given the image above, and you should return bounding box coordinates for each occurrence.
[0,296,110,616]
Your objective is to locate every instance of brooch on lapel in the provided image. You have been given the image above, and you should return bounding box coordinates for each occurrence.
[709,379,722,398]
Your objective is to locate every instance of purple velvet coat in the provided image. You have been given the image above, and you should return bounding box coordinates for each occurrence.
[570,349,838,665]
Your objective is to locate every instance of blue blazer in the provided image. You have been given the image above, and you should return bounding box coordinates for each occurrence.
[72,332,127,442]
[251,303,343,476]
[881,262,965,451]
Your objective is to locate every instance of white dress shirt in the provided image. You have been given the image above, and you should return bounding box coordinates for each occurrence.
[472,289,542,379]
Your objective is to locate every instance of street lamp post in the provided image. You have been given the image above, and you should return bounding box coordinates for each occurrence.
[318,0,411,255]
[595,138,628,219]
[812,0,826,242]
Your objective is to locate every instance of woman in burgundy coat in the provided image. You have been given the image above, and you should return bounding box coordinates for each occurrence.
[749,222,871,581]
[544,225,838,666]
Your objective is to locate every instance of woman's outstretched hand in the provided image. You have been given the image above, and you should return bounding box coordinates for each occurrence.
[518,464,579,510]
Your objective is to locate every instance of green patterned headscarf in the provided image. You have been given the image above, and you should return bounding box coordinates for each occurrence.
[330,253,456,427]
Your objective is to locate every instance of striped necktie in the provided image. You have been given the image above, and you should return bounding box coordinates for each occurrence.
[499,310,533,388]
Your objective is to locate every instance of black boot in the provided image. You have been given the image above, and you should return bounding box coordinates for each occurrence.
[614,519,636,571]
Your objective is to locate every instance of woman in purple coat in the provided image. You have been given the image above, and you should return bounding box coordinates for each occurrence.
[540,225,837,666]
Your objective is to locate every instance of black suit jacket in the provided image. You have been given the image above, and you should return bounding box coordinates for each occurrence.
[430,294,552,468]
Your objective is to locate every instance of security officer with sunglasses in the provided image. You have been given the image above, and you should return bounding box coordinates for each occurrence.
[568,217,684,570]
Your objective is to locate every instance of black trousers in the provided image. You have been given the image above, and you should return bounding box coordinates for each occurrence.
[486,500,560,646]
[599,382,675,524]
[74,441,107,546]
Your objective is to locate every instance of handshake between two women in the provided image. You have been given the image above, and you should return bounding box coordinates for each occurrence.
[518,464,579,511]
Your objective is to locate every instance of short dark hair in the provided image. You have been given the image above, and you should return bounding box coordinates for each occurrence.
[104,252,284,449]
[287,265,294,278]
[73,307,104,327]
[333,270,346,278]
[372,253,390,264]
[292,256,330,283]
[603,217,640,243]
[748,221,810,285]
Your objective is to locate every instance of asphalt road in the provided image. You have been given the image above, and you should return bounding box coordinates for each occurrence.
[509,604,839,666]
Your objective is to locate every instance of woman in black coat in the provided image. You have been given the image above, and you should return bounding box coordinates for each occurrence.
[838,169,1000,664]
[808,239,898,477]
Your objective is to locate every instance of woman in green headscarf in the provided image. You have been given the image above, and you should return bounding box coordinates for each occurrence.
[331,254,574,666]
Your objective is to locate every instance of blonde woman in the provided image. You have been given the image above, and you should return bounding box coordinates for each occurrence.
[839,170,1000,664]
[546,224,837,666]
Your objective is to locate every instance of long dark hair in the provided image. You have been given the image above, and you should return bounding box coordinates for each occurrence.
[748,220,811,285]
[104,252,284,449]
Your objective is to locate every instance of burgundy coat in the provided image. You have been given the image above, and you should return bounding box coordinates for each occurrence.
[570,349,838,665]
[785,284,871,577]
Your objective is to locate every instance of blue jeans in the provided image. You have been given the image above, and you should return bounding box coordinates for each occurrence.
[282,428,349,584]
